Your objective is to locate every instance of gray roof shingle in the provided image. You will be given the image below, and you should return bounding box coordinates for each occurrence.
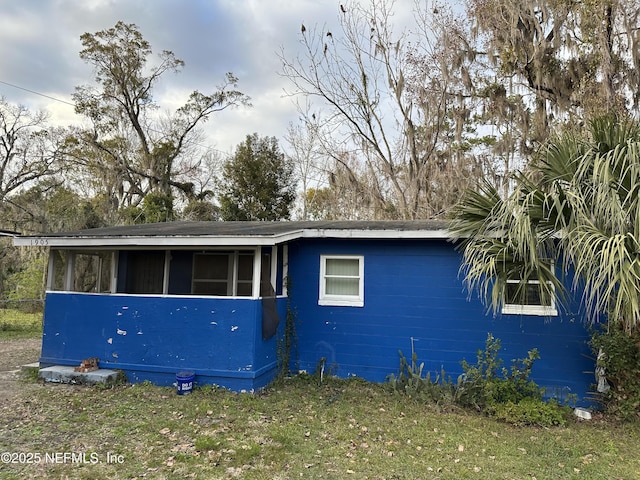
[13,220,451,247]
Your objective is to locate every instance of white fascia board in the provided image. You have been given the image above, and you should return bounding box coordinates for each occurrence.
[301,228,451,239]
[13,235,288,248]
[12,227,451,248]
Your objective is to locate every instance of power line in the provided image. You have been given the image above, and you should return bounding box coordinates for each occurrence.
[0,78,233,156]
[0,79,75,107]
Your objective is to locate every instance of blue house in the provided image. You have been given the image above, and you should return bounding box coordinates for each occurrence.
[14,220,595,403]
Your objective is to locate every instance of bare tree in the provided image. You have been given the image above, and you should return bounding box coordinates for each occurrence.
[280,0,489,219]
[69,21,250,218]
[0,97,62,211]
[283,108,327,220]
[301,154,380,220]
[467,0,640,134]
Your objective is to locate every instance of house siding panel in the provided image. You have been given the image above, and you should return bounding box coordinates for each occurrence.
[40,292,285,391]
[287,238,594,405]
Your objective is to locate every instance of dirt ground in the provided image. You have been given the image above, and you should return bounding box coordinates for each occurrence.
[0,338,42,403]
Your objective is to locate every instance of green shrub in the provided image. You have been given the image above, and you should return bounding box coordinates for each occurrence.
[456,333,542,411]
[386,349,457,406]
[590,325,640,421]
[387,334,571,426]
[490,397,571,427]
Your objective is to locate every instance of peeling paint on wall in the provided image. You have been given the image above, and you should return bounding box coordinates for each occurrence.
[40,292,287,393]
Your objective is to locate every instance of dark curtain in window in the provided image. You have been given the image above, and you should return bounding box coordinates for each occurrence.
[125,251,165,294]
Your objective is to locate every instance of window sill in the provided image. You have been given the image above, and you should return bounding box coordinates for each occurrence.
[502,305,558,316]
[319,297,364,308]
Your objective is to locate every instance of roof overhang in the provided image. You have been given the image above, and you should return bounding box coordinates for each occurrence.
[12,221,452,249]
[13,234,295,248]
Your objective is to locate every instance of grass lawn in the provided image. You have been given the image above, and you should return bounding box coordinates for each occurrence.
[1,374,639,480]
[0,309,42,340]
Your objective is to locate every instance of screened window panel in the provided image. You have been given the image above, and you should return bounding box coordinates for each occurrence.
[193,254,229,280]
[125,251,165,294]
[98,253,112,293]
[50,250,113,293]
[237,254,254,282]
[74,254,100,293]
[193,253,230,295]
[192,281,228,296]
[192,251,255,296]
[50,250,67,291]
[236,282,253,296]
[260,253,273,297]
[236,253,254,296]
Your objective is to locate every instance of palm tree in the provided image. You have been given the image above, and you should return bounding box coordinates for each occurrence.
[450,116,640,334]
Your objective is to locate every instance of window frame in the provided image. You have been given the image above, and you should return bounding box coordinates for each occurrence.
[191,252,233,296]
[318,254,364,307]
[191,251,256,297]
[48,249,116,293]
[48,246,282,299]
[501,279,558,316]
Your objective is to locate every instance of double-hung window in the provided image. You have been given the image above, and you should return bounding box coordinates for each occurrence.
[319,255,364,307]
[502,278,558,316]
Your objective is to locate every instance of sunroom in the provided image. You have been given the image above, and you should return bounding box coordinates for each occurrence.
[22,221,295,391]
[47,246,285,299]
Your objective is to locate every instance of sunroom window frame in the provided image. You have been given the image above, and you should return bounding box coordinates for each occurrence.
[191,250,258,297]
[48,246,281,299]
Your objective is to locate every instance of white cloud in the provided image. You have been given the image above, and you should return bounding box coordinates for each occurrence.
[0,0,328,149]
[0,0,423,154]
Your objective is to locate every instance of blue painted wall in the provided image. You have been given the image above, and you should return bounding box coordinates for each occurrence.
[40,237,595,404]
[287,238,595,405]
[41,293,286,391]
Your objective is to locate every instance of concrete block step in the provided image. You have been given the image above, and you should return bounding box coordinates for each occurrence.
[39,365,120,385]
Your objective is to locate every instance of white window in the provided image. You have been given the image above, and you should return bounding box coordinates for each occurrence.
[502,279,558,316]
[319,255,364,307]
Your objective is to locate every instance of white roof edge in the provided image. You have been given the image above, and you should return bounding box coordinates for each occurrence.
[12,236,284,248]
[301,228,451,239]
[12,227,451,248]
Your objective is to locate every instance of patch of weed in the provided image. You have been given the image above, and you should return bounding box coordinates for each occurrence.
[0,309,42,339]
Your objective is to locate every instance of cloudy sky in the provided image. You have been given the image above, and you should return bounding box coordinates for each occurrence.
[0,0,352,155]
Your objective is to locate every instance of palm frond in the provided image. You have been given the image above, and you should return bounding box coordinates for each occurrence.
[453,115,640,332]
